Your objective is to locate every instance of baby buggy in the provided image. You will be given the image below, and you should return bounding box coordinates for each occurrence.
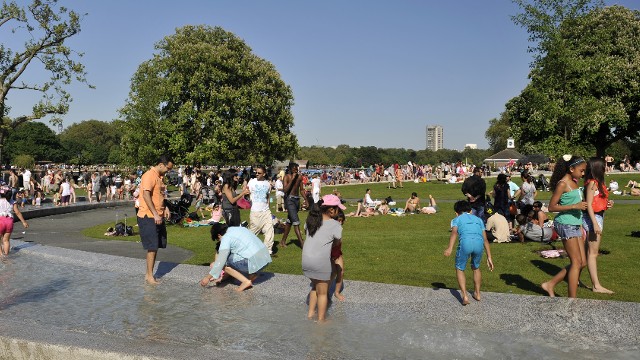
[535,174,550,192]
[199,186,218,206]
[164,194,193,224]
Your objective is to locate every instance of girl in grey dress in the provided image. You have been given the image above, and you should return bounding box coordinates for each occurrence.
[301,194,344,322]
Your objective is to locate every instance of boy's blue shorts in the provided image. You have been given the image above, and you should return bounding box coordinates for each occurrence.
[455,239,484,271]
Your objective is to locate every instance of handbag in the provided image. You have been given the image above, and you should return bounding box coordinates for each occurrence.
[237,197,252,209]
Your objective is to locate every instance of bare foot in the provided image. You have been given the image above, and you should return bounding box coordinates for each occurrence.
[592,286,614,294]
[146,276,160,285]
[541,282,555,297]
[307,311,316,320]
[472,292,481,302]
[461,297,470,306]
[279,241,287,248]
[236,281,253,292]
[334,292,345,301]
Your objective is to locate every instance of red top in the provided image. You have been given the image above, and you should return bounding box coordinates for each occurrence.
[586,179,608,213]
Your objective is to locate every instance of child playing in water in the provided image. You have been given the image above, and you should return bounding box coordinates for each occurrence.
[332,209,346,301]
[444,200,494,305]
[0,186,28,255]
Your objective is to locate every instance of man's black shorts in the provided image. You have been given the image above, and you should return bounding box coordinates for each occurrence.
[137,216,167,250]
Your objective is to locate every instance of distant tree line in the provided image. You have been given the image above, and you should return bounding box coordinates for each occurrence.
[4,120,123,166]
[297,145,493,168]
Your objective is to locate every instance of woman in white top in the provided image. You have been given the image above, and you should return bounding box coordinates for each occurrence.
[519,171,537,206]
[59,177,72,206]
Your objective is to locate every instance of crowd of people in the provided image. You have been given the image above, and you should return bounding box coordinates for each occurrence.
[2,153,636,320]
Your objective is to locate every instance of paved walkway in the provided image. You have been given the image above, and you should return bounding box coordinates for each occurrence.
[19,204,193,264]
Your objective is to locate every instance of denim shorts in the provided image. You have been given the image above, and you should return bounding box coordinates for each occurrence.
[554,222,583,240]
[582,212,604,233]
[227,257,249,274]
[285,196,300,226]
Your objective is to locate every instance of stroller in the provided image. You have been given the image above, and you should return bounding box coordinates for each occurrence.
[535,174,550,192]
[199,186,218,206]
[164,194,193,224]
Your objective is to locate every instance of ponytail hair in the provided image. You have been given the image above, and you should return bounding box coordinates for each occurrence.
[305,199,338,237]
[550,155,585,191]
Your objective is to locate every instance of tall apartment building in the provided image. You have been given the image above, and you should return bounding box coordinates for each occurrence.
[426,125,444,151]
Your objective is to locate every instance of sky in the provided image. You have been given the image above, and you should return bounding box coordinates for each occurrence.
[5,0,639,151]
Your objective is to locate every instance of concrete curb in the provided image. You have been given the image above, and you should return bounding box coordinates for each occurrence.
[2,240,639,359]
[20,200,134,220]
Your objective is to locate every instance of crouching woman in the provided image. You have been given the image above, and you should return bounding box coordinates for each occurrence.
[200,223,272,291]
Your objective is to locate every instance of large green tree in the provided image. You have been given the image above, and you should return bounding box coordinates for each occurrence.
[509,1,640,157]
[484,112,512,153]
[4,121,64,162]
[120,25,297,165]
[59,120,122,164]
[0,0,89,163]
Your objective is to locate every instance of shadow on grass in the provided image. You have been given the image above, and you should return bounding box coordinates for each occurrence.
[531,259,564,277]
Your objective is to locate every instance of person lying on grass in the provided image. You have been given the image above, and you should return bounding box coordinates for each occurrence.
[200,223,272,292]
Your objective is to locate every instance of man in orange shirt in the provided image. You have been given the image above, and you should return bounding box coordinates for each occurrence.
[137,155,174,284]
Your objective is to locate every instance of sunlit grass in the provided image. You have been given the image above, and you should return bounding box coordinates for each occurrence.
[82,177,640,302]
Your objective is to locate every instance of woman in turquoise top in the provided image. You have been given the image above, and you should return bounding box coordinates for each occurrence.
[541,155,588,298]
[200,223,272,291]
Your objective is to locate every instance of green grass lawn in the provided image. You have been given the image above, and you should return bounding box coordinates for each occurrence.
[82,172,640,302]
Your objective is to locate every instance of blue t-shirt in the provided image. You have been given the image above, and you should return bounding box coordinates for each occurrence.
[452,212,485,243]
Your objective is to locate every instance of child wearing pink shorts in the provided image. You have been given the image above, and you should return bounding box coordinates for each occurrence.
[0,186,28,256]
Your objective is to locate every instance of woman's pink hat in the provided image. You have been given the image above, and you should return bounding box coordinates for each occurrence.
[322,194,346,210]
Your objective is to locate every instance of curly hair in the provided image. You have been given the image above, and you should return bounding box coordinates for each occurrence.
[550,155,584,191]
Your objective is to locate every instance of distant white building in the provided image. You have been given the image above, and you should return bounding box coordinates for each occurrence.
[464,144,478,149]
[426,125,444,151]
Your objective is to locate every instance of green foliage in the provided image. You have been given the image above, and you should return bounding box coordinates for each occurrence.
[5,121,65,162]
[119,25,297,166]
[297,146,494,167]
[12,154,35,169]
[510,2,640,158]
[0,0,89,162]
[485,115,512,153]
[59,120,122,164]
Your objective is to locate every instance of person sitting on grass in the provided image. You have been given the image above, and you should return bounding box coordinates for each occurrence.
[514,211,552,242]
[200,223,272,292]
[404,192,420,213]
[485,207,510,243]
[444,200,494,305]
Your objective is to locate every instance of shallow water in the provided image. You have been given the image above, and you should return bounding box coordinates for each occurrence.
[0,252,637,359]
